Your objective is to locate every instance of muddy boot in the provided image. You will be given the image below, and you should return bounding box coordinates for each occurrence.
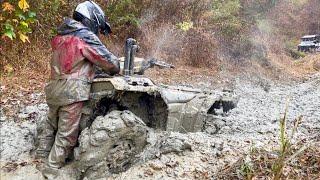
[34,153,48,173]
[41,165,60,180]
[35,159,46,172]
[35,156,54,178]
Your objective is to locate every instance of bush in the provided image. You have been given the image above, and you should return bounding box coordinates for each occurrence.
[285,40,306,59]
[1,0,320,74]
[1,0,37,42]
[288,49,306,59]
[105,0,151,39]
[210,0,243,37]
[182,28,218,67]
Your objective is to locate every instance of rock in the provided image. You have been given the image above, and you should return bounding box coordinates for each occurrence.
[159,133,192,154]
[149,160,165,170]
[144,168,154,176]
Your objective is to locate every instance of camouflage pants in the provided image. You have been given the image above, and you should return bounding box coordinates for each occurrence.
[36,101,87,168]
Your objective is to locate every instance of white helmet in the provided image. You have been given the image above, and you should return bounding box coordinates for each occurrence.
[73,1,111,35]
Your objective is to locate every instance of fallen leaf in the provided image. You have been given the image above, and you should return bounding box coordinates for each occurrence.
[18,0,29,12]
[2,2,15,13]
[19,33,30,43]
[4,64,14,74]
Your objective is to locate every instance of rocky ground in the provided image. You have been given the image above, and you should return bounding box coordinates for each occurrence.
[0,72,319,179]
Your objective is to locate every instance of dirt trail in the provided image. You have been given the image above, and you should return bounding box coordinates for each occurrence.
[0,73,319,179]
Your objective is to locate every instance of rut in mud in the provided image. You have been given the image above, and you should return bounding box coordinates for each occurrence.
[92,92,168,130]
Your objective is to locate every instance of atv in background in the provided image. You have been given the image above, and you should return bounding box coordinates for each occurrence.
[298,34,320,52]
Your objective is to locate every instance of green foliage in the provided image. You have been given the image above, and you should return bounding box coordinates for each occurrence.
[285,40,306,59]
[3,23,15,40]
[1,0,36,42]
[291,0,308,6]
[106,0,146,34]
[288,49,306,59]
[240,160,254,180]
[50,0,62,11]
[1,0,318,73]
[272,102,303,179]
[211,0,243,36]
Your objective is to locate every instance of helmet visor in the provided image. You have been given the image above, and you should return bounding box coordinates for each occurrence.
[101,21,112,36]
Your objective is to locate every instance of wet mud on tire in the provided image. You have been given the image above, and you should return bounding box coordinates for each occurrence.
[72,110,149,179]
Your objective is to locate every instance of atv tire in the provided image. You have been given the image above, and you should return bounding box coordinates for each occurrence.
[73,110,149,179]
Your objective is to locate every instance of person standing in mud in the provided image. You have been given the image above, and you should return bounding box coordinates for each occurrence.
[35,1,119,178]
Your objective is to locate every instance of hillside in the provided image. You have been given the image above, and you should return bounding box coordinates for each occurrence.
[1,0,320,78]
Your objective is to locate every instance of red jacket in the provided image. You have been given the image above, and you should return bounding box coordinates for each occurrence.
[45,18,119,105]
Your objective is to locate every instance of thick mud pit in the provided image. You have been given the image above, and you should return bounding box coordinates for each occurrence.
[0,73,319,179]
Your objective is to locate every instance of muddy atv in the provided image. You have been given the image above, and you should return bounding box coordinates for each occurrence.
[86,38,237,133]
[63,39,238,179]
[298,34,320,52]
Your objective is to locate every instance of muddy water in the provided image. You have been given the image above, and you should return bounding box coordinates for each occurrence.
[1,73,319,179]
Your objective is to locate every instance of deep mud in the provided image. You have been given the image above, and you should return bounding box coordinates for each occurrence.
[0,73,319,179]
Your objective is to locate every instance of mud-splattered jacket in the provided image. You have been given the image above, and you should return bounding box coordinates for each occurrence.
[45,18,119,105]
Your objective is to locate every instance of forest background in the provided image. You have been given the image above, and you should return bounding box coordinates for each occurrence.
[1,0,320,90]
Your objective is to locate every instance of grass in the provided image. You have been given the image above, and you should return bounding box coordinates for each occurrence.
[216,103,319,179]
[271,101,302,179]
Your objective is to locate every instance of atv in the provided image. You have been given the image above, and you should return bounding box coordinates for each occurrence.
[61,39,238,179]
[86,38,237,133]
[298,34,320,52]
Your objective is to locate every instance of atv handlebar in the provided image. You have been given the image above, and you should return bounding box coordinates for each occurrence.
[95,38,174,77]
[143,58,175,70]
